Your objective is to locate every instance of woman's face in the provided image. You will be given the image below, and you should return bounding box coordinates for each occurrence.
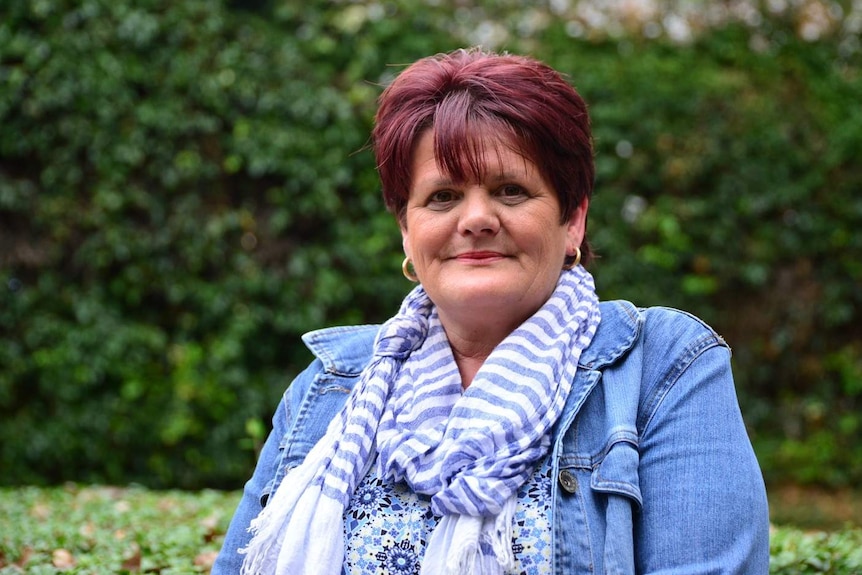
[401,130,587,332]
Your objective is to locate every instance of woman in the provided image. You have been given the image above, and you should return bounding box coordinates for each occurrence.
[214,48,769,574]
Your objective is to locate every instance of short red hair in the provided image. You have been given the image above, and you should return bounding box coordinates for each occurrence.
[372,48,595,264]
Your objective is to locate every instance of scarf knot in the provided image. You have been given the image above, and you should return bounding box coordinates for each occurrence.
[374,284,432,359]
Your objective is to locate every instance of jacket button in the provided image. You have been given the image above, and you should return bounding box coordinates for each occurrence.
[558,470,577,494]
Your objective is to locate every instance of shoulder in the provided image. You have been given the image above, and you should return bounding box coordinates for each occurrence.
[639,305,729,357]
[584,301,734,437]
[300,324,381,375]
[586,300,729,369]
[283,324,380,411]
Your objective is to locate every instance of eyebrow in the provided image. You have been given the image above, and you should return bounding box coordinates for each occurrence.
[488,172,529,183]
[422,177,456,188]
[418,171,529,188]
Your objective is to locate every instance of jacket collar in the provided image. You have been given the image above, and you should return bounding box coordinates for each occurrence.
[301,324,380,376]
[301,300,641,376]
[578,300,641,370]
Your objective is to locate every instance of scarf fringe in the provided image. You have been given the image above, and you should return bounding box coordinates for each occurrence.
[421,497,516,575]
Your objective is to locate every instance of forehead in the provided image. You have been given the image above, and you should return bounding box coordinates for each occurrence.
[411,128,539,186]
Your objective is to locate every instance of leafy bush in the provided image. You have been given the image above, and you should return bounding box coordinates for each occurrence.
[0,485,236,573]
[0,0,430,488]
[770,526,862,575]
[1,0,860,488]
[0,486,860,574]
[537,18,862,487]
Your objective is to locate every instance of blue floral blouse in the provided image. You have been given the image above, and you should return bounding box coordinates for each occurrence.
[343,457,554,575]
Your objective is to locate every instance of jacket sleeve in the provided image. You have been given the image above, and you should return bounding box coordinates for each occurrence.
[634,329,770,573]
[211,360,323,575]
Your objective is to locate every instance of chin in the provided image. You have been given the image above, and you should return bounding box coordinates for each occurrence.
[439,282,535,315]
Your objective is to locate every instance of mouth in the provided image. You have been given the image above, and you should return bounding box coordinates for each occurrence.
[454,251,507,263]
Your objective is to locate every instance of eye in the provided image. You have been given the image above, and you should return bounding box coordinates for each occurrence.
[496,184,529,203]
[426,190,459,208]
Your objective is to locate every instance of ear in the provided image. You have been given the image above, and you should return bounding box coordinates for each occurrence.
[565,198,589,257]
[400,223,411,259]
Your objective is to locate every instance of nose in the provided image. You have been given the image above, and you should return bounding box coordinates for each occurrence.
[457,190,500,236]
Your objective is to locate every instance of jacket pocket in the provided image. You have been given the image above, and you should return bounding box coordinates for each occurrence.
[590,439,642,575]
[590,438,642,508]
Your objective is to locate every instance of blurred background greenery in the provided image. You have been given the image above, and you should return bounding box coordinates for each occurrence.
[0,0,859,497]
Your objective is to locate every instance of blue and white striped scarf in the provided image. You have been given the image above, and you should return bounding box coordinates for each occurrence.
[240,266,600,575]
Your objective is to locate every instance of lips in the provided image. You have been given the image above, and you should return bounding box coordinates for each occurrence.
[454,251,506,262]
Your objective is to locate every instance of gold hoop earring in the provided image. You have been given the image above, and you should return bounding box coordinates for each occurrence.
[402,257,419,282]
[563,247,581,271]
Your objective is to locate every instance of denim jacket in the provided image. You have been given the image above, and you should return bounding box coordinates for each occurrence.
[214,300,770,574]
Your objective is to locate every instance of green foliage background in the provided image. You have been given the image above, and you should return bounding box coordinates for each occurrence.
[1,0,860,489]
[2,486,861,573]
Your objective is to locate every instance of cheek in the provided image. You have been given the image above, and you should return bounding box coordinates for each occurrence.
[406,219,448,258]
[535,230,570,271]
[533,224,569,254]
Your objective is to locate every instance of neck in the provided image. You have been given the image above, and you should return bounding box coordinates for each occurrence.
[450,346,490,389]
[440,319,514,389]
